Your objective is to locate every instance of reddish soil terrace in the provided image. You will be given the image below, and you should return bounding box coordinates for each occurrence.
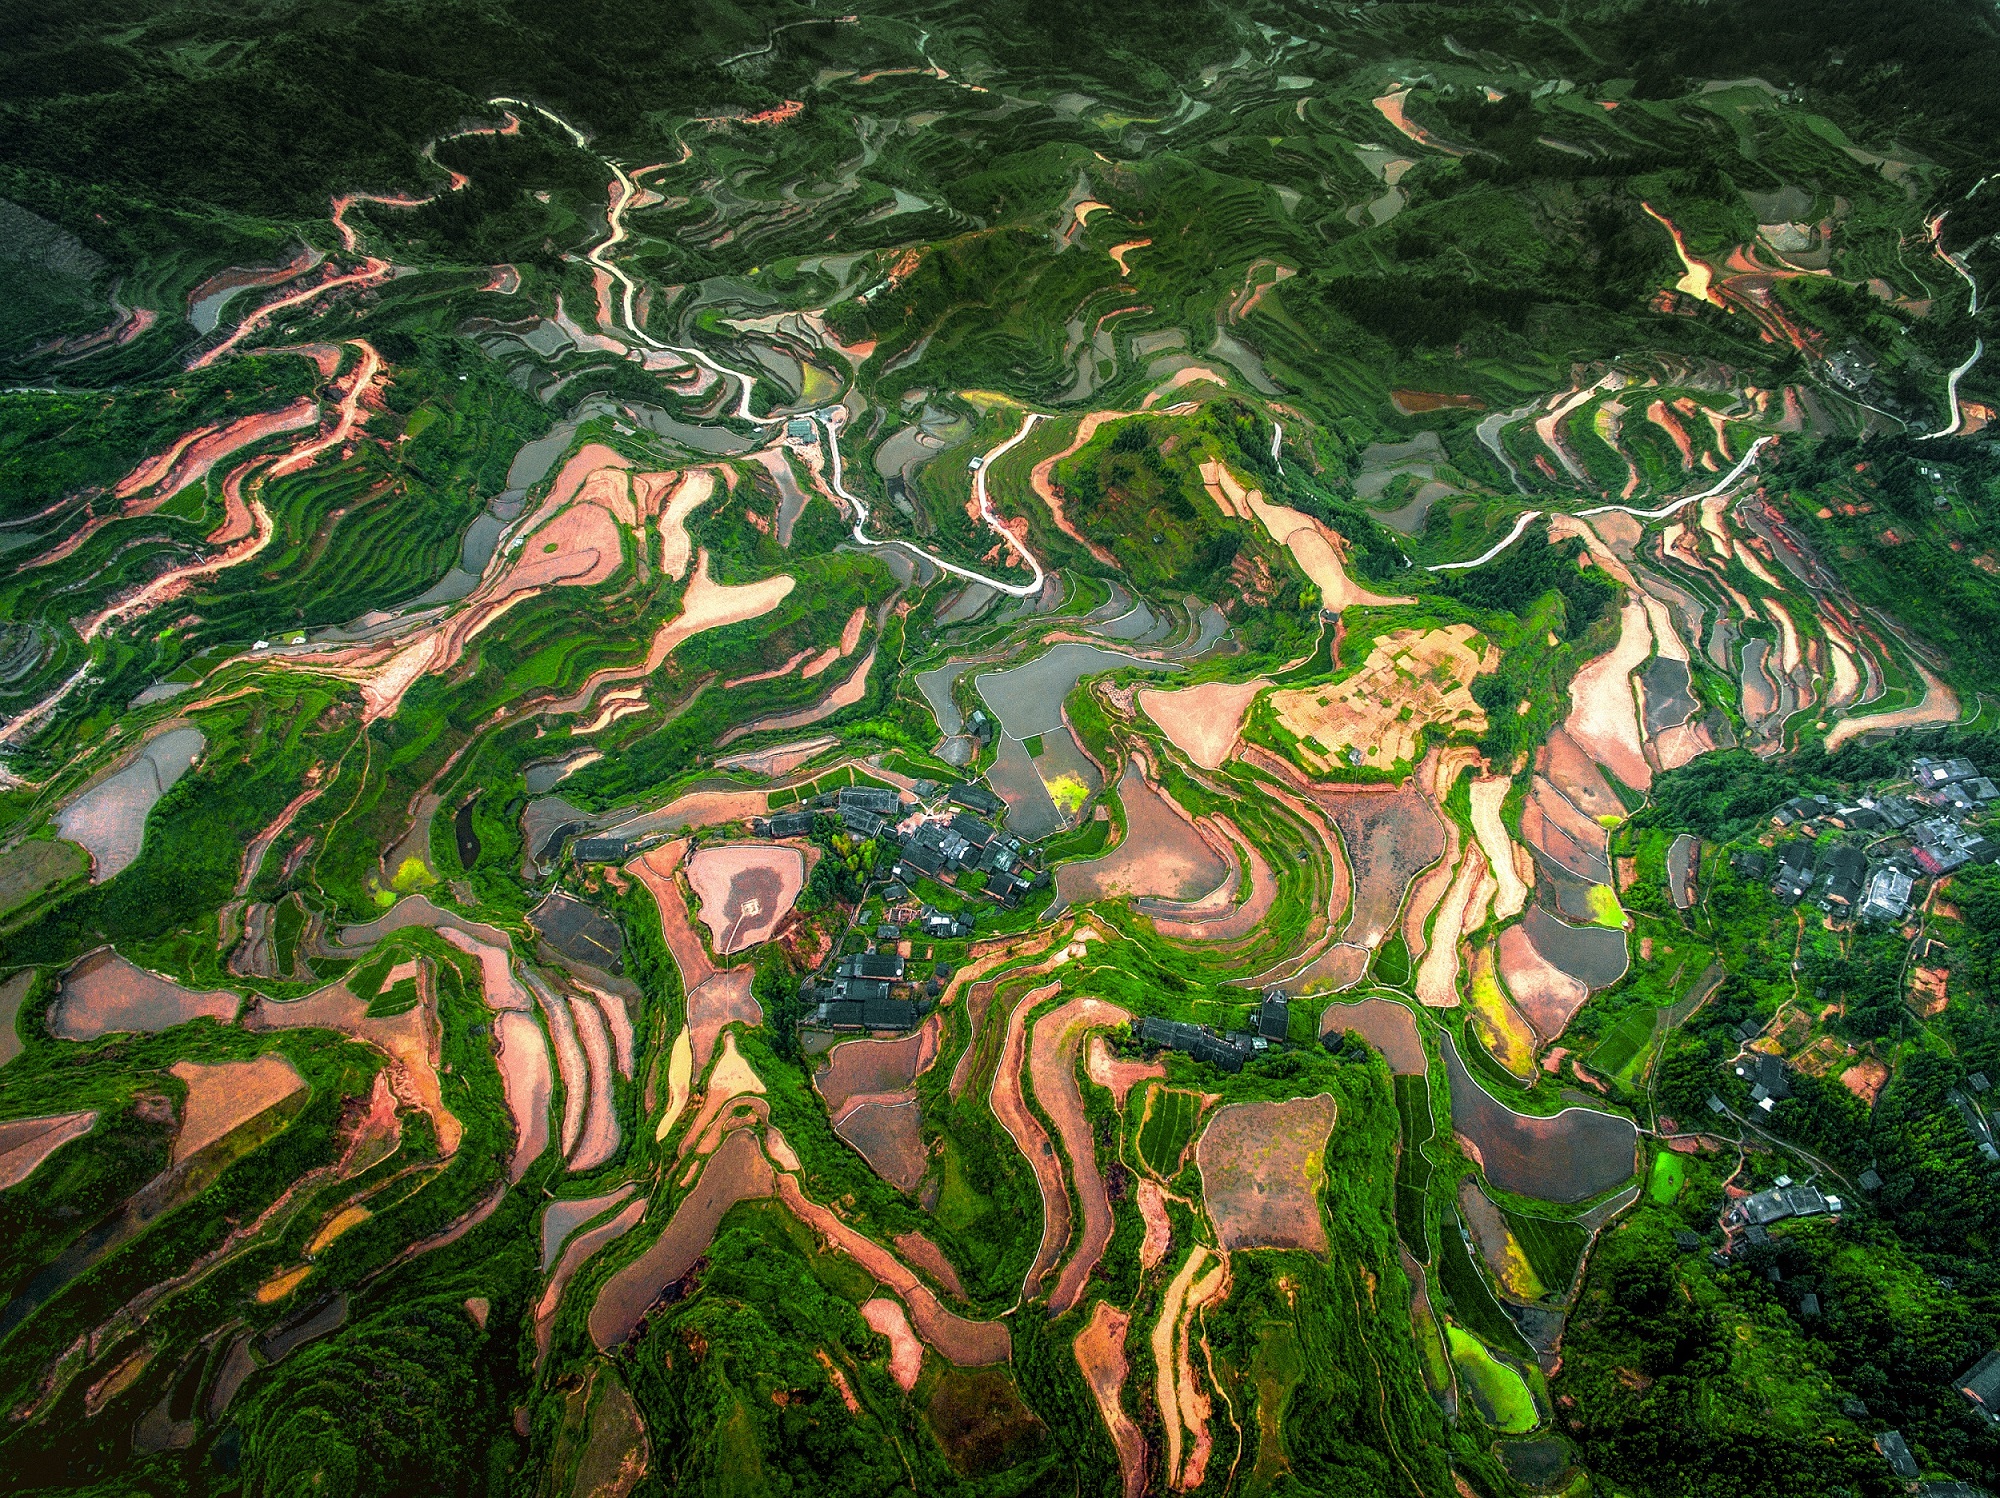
[818,1015,941,1116]
[493,1012,552,1181]
[1033,996,1134,1314]
[1441,1033,1635,1203]
[1137,1179,1172,1270]
[169,1055,306,1163]
[989,982,1069,1301]
[590,1127,775,1350]
[1139,680,1266,770]
[566,993,621,1171]
[1318,998,1426,1074]
[245,980,460,1155]
[632,842,761,1070]
[1196,1095,1339,1255]
[1075,1301,1146,1498]
[0,1112,99,1191]
[834,1101,928,1193]
[1056,760,1230,907]
[1085,1033,1164,1109]
[894,1231,968,1299]
[52,951,239,1039]
[112,400,320,507]
[1537,727,1624,822]
[863,1298,925,1390]
[686,843,806,954]
[535,1196,646,1360]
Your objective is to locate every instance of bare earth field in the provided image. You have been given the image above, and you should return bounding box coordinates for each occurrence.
[1055,760,1229,907]
[1032,996,1132,1314]
[1267,625,1491,771]
[169,1055,306,1162]
[686,843,805,954]
[0,1111,99,1190]
[590,1127,774,1350]
[1196,1094,1340,1254]
[1319,998,1426,1073]
[53,950,239,1038]
[1138,679,1268,769]
[1074,1301,1146,1498]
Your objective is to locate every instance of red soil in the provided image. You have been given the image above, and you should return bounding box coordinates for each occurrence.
[863,1298,924,1390]
[169,1055,306,1162]
[1318,998,1426,1073]
[818,1015,941,1116]
[535,1197,646,1360]
[589,1127,776,1350]
[1034,996,1134,1313]
[52,951,239,1039]
[1196,1095,1339,1255]
[686,843,806,954]
[989,982,1070,1301]
[1537,727,1624,822]
[566,992,621,1171]
[111,400,320,506]
[1085,1032,1165,1109]
[833,1100,928,1192]
[0,1112,99,1191]
[1137,1179,1172,1271]
[493,1010,553,1180]
[1057,759,1230,907]
[1075,1301,1147,1498]
[245,980,461,1155]
[893,1231,968,1299]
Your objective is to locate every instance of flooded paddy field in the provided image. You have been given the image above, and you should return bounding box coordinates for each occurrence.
[55,727,206,882]
[1054,761,1228,906]
[1440,1034,1635,1203]
[974,644,1178,740]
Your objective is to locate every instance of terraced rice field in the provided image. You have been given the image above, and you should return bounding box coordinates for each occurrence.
[1440,1034,1636,1204]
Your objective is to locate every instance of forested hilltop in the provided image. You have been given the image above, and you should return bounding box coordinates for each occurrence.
[2,0,1999,1494]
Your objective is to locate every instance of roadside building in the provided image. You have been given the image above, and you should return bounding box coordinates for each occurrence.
[1258,990,1291,1042]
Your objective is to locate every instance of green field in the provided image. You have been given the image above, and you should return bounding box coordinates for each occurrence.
[1394,1073,1435,1261]
[1447,1325,1540,1435]
[1498,1206,1590,1296]
[1137,1083,1202,1177]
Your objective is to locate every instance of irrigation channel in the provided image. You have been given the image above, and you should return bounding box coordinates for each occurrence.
[492,98,1050,597]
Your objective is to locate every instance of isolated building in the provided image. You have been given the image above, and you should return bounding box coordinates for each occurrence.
[1258,990,1291,1042]
[1136,1016,1247,1073]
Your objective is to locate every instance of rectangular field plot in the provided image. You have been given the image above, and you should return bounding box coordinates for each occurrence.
[1136,1084,1201,1177]
[1394,1074,1435,1261]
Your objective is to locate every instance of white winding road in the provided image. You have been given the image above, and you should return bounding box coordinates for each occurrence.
[493,98,1052,596]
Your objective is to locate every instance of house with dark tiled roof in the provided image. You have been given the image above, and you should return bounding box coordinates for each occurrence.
[1957,1349,2000,1425]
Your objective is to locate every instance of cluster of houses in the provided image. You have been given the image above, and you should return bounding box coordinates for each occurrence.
[1130,992,1292,1074]
[803,936,961,1031]
[756,781,1045,907]
[1752,755,1999,923]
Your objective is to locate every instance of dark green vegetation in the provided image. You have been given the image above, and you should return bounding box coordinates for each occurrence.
[1,0,1999,1492]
